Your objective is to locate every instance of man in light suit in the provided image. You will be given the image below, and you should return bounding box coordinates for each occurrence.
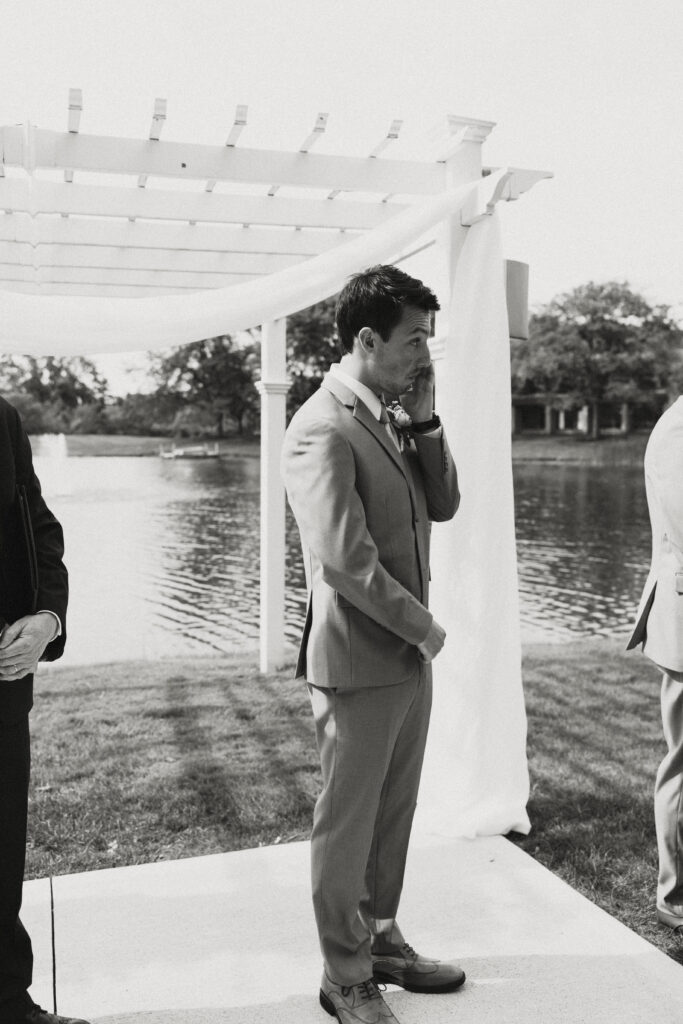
[282,266,463,1024]
[628,396,683,931]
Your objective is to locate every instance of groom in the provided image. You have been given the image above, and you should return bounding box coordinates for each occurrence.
[282,265,464,1024]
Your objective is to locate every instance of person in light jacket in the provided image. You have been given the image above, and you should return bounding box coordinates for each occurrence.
[628,395,683,932]
[282,266,464,1024]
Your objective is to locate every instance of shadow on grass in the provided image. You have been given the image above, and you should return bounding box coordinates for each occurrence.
[141,669,319,849]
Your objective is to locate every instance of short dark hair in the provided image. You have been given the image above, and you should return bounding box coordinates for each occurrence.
[335,265,440,355]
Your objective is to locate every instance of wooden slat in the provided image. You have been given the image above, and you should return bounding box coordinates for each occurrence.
[369,119,402,158]
[205,105,250,199]
[0,178,404,229]
[0,264,263,288]
[0,241,304,276]
[67,88,82,135]
[0,214,352,256]
[1,281,233,297]
[4,127,445,195]
[138,98,167,191]
[226,105,248,147]
[0,214,351,255]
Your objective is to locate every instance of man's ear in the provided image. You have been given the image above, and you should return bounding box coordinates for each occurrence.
[358,326,375,352]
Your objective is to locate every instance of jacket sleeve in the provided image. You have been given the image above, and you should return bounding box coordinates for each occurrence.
[13,408,68,661]
[648,414,683,557]
[412,430,460,522]
[282,416,433,646]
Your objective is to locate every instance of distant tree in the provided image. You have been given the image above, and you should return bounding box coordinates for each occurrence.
[512,281,683,437]
[151,335,260,436]
[0,355,109,432]
[0,355,108,407]
[104,392,182,436]
[286,299,339,417]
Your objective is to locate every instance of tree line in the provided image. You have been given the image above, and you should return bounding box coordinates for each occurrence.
[1,281,681,439]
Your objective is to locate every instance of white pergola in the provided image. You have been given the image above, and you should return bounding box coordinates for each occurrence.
[0,92,550,675]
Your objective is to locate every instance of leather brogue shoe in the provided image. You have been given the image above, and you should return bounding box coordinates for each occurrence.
[372,940,466,994]
[22,1000,91,1024]
[319,972,401,1023]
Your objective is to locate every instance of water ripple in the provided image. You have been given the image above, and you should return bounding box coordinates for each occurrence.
[45,454,652,664]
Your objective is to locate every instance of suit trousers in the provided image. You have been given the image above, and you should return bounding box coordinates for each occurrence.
[655,670,683,927]
[0,711,33,1016]
[308,668,432,986]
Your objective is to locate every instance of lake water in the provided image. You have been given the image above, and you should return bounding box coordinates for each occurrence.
[31,441,652,666]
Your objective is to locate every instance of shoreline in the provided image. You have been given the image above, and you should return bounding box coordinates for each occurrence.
[30,432,650,466]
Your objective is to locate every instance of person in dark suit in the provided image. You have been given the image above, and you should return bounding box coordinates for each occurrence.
[0,397,89,1024]
[281,266,464,1024]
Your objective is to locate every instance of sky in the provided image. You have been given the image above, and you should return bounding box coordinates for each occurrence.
[1,0,682,392]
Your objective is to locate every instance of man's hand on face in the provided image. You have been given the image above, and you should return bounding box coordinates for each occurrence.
[0,613,57,681]
[400,362,435,423]
[417,618,446,663]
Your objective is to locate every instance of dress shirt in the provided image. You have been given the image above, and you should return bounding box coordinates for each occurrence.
[328,363,442,446]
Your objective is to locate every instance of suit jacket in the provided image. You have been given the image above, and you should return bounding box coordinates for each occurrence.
[281,373,460,689]
[627,397,683,673]
[0,397,68,719]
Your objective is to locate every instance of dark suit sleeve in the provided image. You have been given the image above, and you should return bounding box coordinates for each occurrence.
[412,430,460,522]
[12,408,68,661]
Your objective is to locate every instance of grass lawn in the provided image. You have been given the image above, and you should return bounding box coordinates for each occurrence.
[26,641,682,964]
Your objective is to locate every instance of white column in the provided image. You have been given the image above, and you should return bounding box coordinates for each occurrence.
[256,318,290,673]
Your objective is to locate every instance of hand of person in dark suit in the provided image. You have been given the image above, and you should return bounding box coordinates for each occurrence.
[0,613,58,681]
[417,617,446,663]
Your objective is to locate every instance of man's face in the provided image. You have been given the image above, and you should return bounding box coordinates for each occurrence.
[369,304,432,398]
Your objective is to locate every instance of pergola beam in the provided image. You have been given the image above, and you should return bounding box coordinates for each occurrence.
[1,126,446,195]
[3,281,224,297]
[0,264,263,289]
[0,240,303,275]
[0,178,403,229]
[0,215,353,256]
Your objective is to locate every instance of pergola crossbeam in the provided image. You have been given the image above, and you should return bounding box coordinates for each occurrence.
[0,265,262,289]
[0,215,351,256]
[0,240,303,276]
[1,127,446,195]
[0,178,403,229]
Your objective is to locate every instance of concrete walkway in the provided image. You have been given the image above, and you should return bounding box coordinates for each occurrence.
[21,832,683,1024]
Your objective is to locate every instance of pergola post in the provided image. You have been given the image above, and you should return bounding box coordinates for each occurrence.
[256,318,290,673]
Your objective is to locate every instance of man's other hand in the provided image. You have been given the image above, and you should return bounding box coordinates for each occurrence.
[417,618,446,663]
[0,613,57,680]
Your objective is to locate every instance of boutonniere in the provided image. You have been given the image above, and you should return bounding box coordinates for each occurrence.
[386,402,414,451]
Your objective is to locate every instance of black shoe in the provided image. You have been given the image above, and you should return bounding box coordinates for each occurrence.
[22,1000,91,1024]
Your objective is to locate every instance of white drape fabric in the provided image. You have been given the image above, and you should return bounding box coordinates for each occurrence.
[0,173,507,354]
[415,212,531,838]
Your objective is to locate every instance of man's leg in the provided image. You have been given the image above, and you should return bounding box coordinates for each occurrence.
[360,668,432,932]
[0,713,33,1019]
[309,677,422,987]
[655,670,683,927]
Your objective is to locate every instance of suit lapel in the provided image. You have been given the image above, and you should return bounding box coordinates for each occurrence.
[322,374,409,480]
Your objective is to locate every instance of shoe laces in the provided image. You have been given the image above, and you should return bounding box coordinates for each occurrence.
[400,941,418,960]
[342,979,384,1002]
